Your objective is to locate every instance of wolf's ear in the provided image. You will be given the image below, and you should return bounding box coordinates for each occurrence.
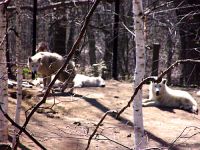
[162,79,167,84]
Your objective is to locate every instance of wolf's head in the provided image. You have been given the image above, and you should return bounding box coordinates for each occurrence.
[27,57,41,74]
[150,78,167,97]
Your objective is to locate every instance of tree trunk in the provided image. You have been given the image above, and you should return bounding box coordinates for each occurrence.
[87,26,97,65]
[166,33,173,85]
[112,0,120,80]
[66,9,75,54]
[103,33,113,79]
[32,0,37,55]
[6,17,16,80]
[12,0,23,148]
[151,43,160,76]
[0,5,8,142]
[102,3,113,79]
[132,0,146,149]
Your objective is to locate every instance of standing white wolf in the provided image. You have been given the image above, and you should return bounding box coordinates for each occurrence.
[143,78,198,114]
[27,52,76,92]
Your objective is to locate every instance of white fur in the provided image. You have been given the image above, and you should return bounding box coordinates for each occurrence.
[143,79,198,114]
[196,90,200,96]
[74,74,105,88]
[31,77,62,88]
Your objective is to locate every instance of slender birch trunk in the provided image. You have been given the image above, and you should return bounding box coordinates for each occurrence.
[12,0,23,147]
[132,0,147,149]
[0,6,8,142]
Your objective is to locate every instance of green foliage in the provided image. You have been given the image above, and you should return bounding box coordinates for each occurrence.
[23,67,32,79]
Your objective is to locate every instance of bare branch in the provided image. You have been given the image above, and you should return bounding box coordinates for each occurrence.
[0,33,6,48]
[169,126,200,149]
[0,0,10,5]
[7,0,109,11]
[121,21,135,36]
[98,134,133,150]
[0,27,18,48]
[0,105,46,149]
[85,110,117,150]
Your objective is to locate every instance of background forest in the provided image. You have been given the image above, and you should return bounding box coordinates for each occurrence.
[4,0,200,86]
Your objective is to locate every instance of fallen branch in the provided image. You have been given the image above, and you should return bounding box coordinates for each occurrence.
[85,110,117,150]
[169,126,200,149]
[98,133,133,150]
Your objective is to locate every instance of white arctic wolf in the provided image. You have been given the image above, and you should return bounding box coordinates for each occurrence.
[27,52,76,92]
[73,74,105,88]
[143,78,198,114]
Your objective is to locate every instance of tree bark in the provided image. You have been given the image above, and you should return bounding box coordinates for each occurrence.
[66,9,75,54]
[112,0,120,80]
[167,33,173,85]
[151,43,160,76]
[0,5,8,142]
[12,0,23,148]
[87,26,97,65]
[132,0,146,149]
[32,0,37,55]
[32,0,37,79]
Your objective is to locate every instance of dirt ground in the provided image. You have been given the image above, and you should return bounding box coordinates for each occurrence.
[6,80,200,150]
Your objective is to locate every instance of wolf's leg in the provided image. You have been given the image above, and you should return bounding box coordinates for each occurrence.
[43,75,51,91]
[61,81,74,93]
[59,71,76,93]
[142,99,160,107]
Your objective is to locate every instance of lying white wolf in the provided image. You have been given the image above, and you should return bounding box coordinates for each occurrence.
[143,78,198,114]
[73,74,105,88]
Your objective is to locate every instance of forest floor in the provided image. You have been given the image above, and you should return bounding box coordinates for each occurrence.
[6,79,200,150]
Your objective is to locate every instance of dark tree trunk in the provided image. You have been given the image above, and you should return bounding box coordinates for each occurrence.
[173,0,200,85]
[32,0,37,79]
[53,23,66,55]
[66,20,75,54]
[102,3,114,79]
[167,34,173,85]
[66,9,75,55]
[32,0,37,55]
[151,43,160,76]
[112,0,120,80]
[87,27,96,65]
[104,33,113,79]
[6,16,16,80]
